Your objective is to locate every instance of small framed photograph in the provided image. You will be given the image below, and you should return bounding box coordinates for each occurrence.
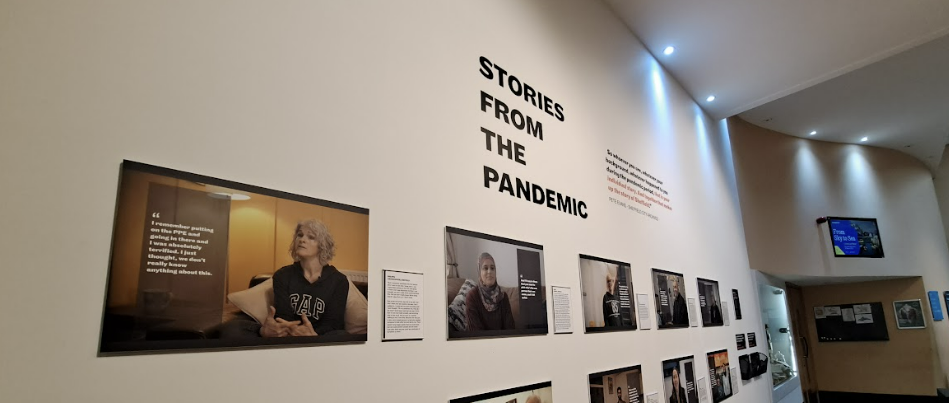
[894,299,926,329]
[579,254,637,333]
[652,269,690,329]
[696,278,724,327]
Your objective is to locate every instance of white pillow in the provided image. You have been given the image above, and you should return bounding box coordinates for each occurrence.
[227,278,273,324]
[344,280,368,334]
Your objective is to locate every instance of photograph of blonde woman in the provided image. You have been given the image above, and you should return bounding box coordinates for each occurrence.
[260,219,349,337]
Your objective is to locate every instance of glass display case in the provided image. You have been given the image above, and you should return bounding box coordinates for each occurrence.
[758,284,798,387]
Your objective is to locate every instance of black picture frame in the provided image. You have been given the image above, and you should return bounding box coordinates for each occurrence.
[697,278,724,327]
[706,349,734,403]
[445,226,548,340]
[652,268,690,329]
[662,355,699,403]
[99,161,370,355]
[449,381,553,403]
[589,364,644,403]
[579,254,637,333]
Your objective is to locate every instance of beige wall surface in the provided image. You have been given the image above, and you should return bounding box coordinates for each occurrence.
[0,1,770,403]
[729,117,949,390]
[802,278,941,395]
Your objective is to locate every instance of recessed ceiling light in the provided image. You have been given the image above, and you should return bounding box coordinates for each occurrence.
[663,46,675,55]
[706,95,716,102]
[860,137,868,142]
[809,131,817,136]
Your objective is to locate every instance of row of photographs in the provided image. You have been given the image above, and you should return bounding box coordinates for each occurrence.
[447,227,740,340]
[98,161,742,353]
[452,351,736,403]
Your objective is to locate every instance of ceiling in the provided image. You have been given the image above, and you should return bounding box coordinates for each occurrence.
[604,0,949,170]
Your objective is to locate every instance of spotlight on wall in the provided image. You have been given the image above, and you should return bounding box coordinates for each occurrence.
[809,131,817,136]
[860,137,868,142]
[706,95,716,102]
[663,46,675,55]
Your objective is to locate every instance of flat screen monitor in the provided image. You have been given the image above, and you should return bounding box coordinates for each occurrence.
[827,217,884,258]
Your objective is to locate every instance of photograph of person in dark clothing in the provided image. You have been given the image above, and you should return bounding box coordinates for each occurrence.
[671,279,689,326]
[654,268,690,329]
[445,227,548,339]
[99,161,370,354]
[662,356,697,403]
[669,368,688,403]
[465,252,515,331]
[697,278,724,327]
[261,219,350,337]
[580,255,637,333]
[604,272,622,326]
[588,365,643,403]
[706,349,733,403]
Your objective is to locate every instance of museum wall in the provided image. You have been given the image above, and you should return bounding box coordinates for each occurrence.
[0,0,769,402]
[932,145,949,255]
[729,117,949,390]
[801,278,941,395]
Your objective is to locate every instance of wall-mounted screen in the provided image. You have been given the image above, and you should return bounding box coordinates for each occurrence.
[100,161,369,354]
[445,227,548,339]
[827,217,884,258]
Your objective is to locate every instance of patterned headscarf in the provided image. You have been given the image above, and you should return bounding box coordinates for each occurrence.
[477,253,504,312]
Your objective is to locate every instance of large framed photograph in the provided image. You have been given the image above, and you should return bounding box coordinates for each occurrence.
[589,365,643,403]
[100,161,369,354]
[662,355,699,403]
[696,278,724,327]
[445,227,548,339]
[579,255,637,333]
[894,299,926,329]
[450,381,553,403]
[706,349,734,403]
[652,269,690,329]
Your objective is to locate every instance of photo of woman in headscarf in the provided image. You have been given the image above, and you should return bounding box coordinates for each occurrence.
[445,227,547,339]
[465,252,515,331]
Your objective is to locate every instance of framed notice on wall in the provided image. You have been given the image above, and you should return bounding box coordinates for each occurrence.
[894,299,926,329]
[383,270,423,341]
[100,161,370,354]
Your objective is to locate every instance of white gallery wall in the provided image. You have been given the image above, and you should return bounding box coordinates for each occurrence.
[0,1,770,402]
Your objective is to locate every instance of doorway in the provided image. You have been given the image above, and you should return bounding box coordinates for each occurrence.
[785,284,818,403]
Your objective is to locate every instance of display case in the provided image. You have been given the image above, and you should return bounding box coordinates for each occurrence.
[758,285,798,388]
